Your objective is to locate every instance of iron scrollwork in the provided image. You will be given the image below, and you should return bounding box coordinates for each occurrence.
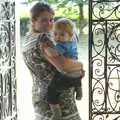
[89,0,120,120]
[0,1,17,120]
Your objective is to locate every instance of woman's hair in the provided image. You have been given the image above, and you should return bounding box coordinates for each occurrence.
[54,18,75,37]
[30,2,54,20]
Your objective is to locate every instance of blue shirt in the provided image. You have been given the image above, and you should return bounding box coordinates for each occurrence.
[55,41,78,59]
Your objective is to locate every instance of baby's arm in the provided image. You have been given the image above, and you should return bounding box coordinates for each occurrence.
[42,45,65,73]
[55,44,66,55]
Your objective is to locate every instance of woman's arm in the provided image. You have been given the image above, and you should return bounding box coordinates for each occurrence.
[43,46,65,73]
[41,43,84,77]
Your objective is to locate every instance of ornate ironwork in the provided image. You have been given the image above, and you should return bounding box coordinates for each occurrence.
[0,1,17,120]
[89,0,120,120]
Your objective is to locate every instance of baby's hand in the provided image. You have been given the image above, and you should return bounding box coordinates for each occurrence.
[38,33,50,42]
[38,33,54,47]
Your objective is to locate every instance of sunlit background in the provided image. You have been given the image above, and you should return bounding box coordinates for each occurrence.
[16,0,89,120]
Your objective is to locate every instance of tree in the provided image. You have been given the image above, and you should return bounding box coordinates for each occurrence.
[77,0,88,34]
[50,0,88,34]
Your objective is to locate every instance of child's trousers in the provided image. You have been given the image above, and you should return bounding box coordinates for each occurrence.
[47,72,82,104]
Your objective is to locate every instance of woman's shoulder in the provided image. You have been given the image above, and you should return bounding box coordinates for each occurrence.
[25,31,40,41]
[22,32,41,52]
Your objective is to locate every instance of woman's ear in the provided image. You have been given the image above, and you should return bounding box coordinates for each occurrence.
[31,18,35,23]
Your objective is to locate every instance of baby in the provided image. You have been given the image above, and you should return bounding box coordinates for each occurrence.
[54,19,78,59]
[54,18,82,99]
[47,18,84,119]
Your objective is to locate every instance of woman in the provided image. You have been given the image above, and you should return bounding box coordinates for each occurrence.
[22,2,84,120]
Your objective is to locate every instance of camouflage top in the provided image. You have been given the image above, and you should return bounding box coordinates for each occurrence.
[22,32,81,120]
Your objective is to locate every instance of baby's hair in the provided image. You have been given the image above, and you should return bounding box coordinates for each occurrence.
[54,18,75,37]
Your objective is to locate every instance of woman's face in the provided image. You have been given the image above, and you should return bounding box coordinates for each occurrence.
[32,11,54,32]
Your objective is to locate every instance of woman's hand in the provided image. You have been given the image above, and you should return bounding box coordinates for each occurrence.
[61,58,85,78]
[66,68,85,78]
[40,43,65,72]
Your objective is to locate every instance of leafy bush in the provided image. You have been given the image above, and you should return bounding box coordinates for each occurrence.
[20,17,30,36]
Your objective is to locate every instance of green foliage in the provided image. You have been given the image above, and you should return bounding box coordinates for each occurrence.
[48,0,88,33]
[73,0,88,4]
[27,0,34,3]
[54,6,79,20]
[54,0,88,6]
[47,0,59,4]
[20,18,30,36]
[47,0,88,20]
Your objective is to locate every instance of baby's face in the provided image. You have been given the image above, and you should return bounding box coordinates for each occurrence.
[54,29,70,42]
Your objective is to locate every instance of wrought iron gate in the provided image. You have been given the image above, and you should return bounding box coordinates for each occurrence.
[89,0,120,120]
[0,1,17,120]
